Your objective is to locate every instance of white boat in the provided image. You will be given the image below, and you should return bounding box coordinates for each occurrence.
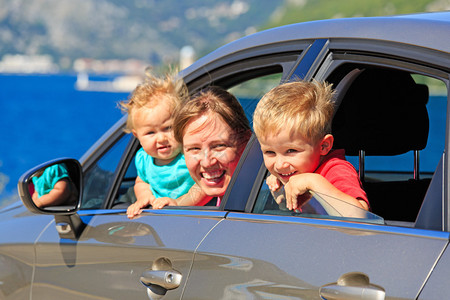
[75,72,142,92]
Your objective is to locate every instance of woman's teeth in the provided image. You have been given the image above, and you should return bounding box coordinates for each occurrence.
[202,170,225,180]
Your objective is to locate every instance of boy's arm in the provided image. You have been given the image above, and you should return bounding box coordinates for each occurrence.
[285,173,369,212]
[127,176,156,218]
[151,184,213,209]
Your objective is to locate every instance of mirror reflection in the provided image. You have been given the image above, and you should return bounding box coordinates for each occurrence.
[30,163,79,209]
[81,222,164,246]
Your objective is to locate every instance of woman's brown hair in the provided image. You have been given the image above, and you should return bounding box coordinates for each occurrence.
[173,86,251,148]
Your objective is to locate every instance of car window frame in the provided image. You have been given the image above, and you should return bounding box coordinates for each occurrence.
[79,115,136,209]
[176,48,315,211]
[182,39,315,90]
[231,38,450,230]
[223,39,332,212]
[103,136,140,209]
[99,47,312,211]
[312,46,450,230]
[220,39,332,211]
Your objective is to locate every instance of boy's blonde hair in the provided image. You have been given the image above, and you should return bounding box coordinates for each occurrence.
[253,80,335,144]
[119,70,188,133]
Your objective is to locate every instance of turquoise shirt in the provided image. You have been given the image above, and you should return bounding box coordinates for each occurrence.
[135,148,194,199]
[32,164,69,197]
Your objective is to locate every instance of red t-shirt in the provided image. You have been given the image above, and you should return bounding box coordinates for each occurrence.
[315,149,369,207]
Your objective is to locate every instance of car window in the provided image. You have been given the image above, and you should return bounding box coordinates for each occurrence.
[330,67,447,226]
[326,65,448,227]
[229,73,282,126]
[253,171,384,224]
[81,133,132,209]
[345,75,446,178]
[250,65,448,228]
[112,150,138,208]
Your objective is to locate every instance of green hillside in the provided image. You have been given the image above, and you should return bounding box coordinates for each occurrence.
[0,0,445,72]
[264,0,441,29]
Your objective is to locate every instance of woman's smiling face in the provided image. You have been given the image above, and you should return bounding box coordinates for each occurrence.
[182,113,241,198]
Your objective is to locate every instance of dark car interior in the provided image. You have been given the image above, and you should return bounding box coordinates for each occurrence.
[331,67,432,223]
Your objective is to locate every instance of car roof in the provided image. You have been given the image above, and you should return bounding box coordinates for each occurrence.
[182,11,450,77]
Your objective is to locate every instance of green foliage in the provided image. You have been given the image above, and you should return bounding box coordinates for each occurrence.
[0,0,440,70]
[265,0,434,29]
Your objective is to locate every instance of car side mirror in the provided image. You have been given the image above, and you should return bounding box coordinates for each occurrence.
[17,158,82,215]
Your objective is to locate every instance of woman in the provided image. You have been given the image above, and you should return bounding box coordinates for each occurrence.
[172,86,252,205]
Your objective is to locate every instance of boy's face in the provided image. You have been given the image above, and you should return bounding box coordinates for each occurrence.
[132,102,181,165]
[259,130,331,185]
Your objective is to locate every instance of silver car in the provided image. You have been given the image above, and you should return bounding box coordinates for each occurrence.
[2,11,450,299]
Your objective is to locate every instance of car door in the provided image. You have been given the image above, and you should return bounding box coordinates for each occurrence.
[184,213,448,299]
[182,39,450,299]
[0,206,55,299]
[32,211,226,299]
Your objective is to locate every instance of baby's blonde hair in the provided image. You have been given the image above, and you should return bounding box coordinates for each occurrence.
[253,79,335,144]
[119,70,188,133]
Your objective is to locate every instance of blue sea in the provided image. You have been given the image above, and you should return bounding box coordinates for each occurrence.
[0,74,130,207]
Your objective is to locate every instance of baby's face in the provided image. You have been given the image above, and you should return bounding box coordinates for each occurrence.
[132,102,181,165]
[259,130,323,185]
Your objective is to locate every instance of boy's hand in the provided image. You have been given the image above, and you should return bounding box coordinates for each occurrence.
[284,174,312,211]
[152,197,177,209]
[266,174,282,191]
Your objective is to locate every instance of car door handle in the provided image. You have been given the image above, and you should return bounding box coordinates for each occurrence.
[139,257,183,299]
[319,272,385,300]
[140,269,182,290]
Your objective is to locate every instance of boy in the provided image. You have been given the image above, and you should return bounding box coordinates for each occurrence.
[120,72,211,218]
[253,80,369,213]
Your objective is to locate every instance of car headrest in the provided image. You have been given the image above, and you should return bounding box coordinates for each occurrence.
[332,69,429,156]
